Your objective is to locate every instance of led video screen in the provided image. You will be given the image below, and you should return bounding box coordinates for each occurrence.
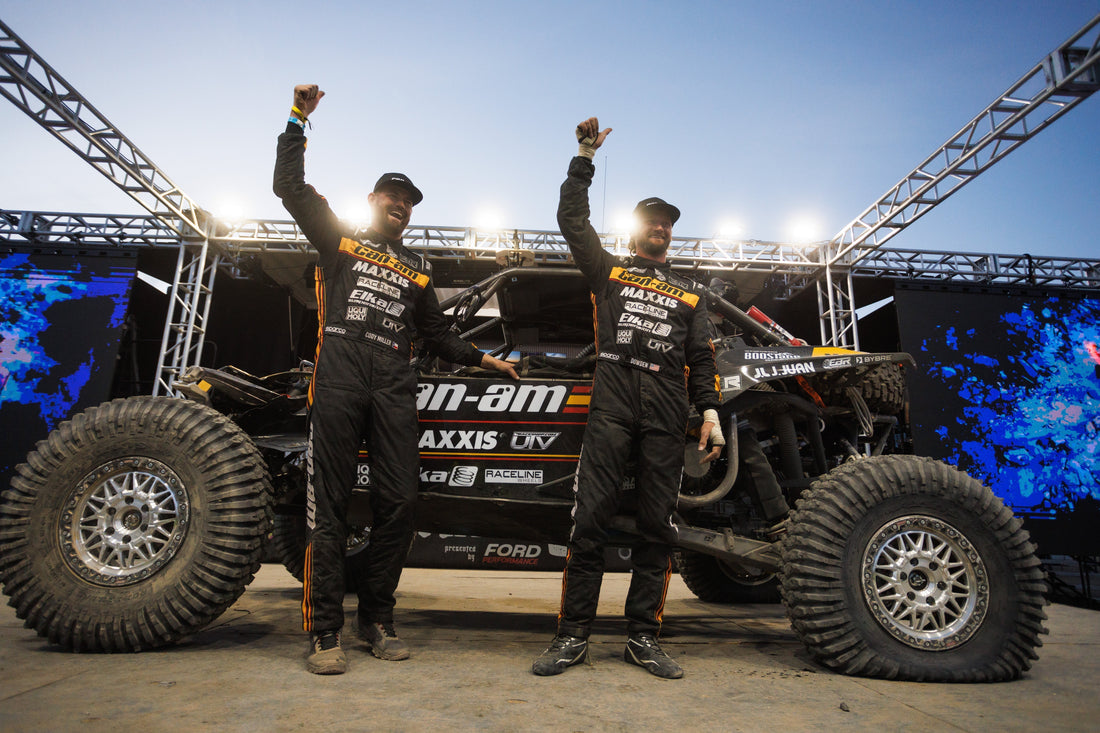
[895,286,1099,551]
[0,247,136,485]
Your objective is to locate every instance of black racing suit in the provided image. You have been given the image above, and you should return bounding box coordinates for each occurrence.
[274,121,484,633]
[556,155,721,639]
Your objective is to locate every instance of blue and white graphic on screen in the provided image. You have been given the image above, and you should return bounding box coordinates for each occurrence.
[0,252,132,429]
[918,297,1100,515]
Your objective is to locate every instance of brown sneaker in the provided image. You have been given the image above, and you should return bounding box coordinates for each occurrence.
[357,621,411,661]
[307,631,347,675]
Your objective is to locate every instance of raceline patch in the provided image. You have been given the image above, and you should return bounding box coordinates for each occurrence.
[624,299,670,319]
[609,267,699,307]
[485,468,544,484]
[356,275,402,299]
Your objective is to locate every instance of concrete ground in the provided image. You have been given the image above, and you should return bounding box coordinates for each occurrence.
[1,565,1098,733]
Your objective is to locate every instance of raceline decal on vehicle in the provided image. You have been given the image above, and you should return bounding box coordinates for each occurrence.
[485,468,544,484]
[509,432,560,450]
[617,312,672,337]
[343,241,430,287]
[609,267,699,307]
[624,300,669,320]
[416,382,570,413]
[449,465,478,487]
[749,361,817,379]
[822,357,852,369]
[355,275,402,300]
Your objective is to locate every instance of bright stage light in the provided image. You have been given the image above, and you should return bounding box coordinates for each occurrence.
[785,214,824,244]
[474,207,504,231]
[716,220,745,239]
[214,199,247,224]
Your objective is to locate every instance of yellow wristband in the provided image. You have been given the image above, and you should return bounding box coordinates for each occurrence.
[291,105,307,120]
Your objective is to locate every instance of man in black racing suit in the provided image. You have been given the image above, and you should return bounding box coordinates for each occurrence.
[274,84,518,675]
[532,117,725,679]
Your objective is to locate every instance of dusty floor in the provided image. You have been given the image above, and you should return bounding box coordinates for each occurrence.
[1,564,1098,732]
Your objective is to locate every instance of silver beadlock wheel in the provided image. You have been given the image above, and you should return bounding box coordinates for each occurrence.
[62,458,190,586]
[863,515,987,649]
[780,454,1048,682]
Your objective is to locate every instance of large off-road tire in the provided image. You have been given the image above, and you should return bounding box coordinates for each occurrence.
[780,455,1047,682]
[0,397,273,652]
[271,511,370,593]
[818,363,906,415]
[675,550,781,604]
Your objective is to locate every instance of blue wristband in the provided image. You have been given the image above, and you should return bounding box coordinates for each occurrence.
[288,116,305,128]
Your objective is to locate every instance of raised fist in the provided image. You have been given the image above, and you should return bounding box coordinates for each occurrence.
[292,84,325,119]
[575,117,612,149]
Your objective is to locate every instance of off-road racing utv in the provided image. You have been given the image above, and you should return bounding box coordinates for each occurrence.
[0,264,1047,682]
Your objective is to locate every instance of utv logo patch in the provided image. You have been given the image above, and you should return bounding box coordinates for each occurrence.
[646,338,674,353]
[509,432,560,451]
[382,317,404,333]
[449,465,478,487]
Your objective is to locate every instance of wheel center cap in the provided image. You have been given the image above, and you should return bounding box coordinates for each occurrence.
[907,568,929,591]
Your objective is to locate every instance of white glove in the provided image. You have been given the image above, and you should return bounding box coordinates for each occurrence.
[703,408,725,447]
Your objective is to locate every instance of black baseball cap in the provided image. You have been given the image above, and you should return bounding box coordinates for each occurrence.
[373,173,423,205]
[633,196,680,225]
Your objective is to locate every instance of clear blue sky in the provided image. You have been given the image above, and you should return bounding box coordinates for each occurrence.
[2,1,1098,260]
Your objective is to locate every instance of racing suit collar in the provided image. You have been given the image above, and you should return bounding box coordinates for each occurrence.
[629,254,671,272]
[363,227,403,253]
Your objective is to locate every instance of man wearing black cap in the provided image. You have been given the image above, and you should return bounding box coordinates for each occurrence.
[532,117,724,679]
[274,84,518,675]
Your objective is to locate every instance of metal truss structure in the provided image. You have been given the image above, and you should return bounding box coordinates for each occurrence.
[814,13,1100,347]
[2,14,1098,390]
